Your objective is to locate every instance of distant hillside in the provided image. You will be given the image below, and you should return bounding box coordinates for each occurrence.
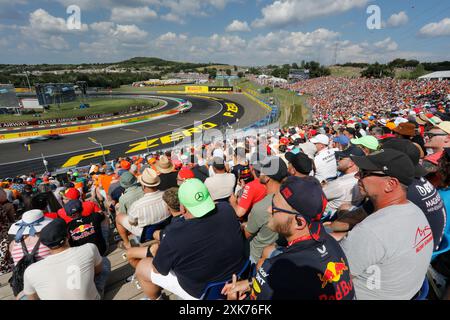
[0,57,226,74]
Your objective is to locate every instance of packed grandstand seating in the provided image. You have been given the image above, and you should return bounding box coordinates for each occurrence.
[1,76,450,300]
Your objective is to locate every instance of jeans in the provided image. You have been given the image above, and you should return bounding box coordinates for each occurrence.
[94,257,111,299]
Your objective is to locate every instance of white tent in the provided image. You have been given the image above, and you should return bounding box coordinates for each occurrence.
[419,71,450,81]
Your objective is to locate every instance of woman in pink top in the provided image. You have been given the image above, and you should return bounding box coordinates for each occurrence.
[8,209,53,266]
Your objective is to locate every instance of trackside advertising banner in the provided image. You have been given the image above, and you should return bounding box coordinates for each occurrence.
[208,86,234,92]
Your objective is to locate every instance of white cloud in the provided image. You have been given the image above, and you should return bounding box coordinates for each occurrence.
[27,8,88,33]
[386,11,408,27]
[161,13,185,24]
[111,6,157,22]
[226,20,251,32]
[55,0,161,10]
[41,35,70,50]
[419,18,450,38]
[374,37,398,51]
[90,22,148,41]
[252,0,368,28]
[157,32,187,42]
[114,24,148,40]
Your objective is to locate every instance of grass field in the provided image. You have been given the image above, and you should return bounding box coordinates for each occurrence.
[112,80,226,93]
[233,79,309,127]
[0,97,162,122]
[329,66,363,78]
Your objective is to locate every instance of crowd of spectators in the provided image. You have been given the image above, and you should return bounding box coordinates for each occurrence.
[0,76,450,301]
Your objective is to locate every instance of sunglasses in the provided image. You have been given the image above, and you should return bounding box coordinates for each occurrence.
[271,195,300,216]
[356,169,388,180]
[424,132,448,139]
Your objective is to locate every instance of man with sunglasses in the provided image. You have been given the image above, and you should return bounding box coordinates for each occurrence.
[222,176,355,300]
[424,122,450,156]
[322,147,365,221]
[339,149,433,300]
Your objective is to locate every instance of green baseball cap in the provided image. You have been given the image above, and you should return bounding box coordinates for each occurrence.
[350,136,379,151]
[178,178,215,218]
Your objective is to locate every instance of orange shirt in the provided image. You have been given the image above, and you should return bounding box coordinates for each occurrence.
[98,174,113,194]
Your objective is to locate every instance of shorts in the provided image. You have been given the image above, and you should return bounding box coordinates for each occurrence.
[121,218,144,237]
[150,269,199,300]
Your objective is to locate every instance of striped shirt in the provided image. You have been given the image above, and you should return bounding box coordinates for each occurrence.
[128,191,169,227]
[10,236,51,265]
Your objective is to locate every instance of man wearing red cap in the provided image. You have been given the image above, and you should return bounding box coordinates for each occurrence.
[56,188,103,224]
[177,167,195,186]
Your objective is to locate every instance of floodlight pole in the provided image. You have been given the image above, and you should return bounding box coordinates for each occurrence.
[24,71,32,91]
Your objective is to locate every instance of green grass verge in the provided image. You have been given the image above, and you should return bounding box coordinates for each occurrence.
[0,97,162,122]
[233,79,309,127]
[112,81,224,93]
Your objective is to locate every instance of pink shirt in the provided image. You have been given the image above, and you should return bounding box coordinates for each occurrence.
[9,235,51,265]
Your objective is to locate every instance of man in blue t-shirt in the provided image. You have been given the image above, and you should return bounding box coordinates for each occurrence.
[135,178,248,300]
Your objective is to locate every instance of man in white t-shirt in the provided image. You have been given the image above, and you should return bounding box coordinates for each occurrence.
[310,134,337,183]
[322,146,365,220]
[23,218,110,300]
[339,149,433,300]
[204,157,236,201]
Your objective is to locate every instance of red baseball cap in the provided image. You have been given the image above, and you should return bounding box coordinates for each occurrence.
[178,168,195,180]
[64,188,80,200]
[120,160,131,170]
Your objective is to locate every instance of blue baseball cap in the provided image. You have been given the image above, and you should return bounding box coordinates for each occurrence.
[333,135,350,146]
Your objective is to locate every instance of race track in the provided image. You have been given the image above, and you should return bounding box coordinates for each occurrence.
[0,93,268,177]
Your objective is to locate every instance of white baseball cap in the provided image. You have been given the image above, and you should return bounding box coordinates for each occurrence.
[310,134,329,145]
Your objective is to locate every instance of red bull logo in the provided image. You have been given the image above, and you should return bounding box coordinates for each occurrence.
[317,259,348,289]
[70,223,95,240]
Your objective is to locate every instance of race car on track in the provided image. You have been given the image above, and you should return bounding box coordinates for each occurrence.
[23,134,62,145]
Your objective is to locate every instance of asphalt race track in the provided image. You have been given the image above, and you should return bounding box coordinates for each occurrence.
[0,93,268,177]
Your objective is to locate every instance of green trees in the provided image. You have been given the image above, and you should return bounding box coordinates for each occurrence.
[361,63,394,78]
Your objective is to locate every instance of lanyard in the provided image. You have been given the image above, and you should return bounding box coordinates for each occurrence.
[287,234,313,247]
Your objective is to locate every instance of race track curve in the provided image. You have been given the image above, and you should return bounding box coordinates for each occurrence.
[0,93,265,177]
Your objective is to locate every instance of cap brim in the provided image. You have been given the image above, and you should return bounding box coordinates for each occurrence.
[350,155,380,171]
[350,138,361,145]
[285,152,295,163]
[187,196,215,218]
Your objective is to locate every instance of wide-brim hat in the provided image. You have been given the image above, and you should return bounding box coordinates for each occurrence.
[138,168,161,187]
[392,122,416,137]
[155,155,175,174]
[8,209,53,240]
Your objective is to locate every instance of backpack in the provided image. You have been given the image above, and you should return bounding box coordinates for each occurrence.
[8,239,41,296]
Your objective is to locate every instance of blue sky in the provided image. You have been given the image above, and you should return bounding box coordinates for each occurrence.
[0,0,449,65]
